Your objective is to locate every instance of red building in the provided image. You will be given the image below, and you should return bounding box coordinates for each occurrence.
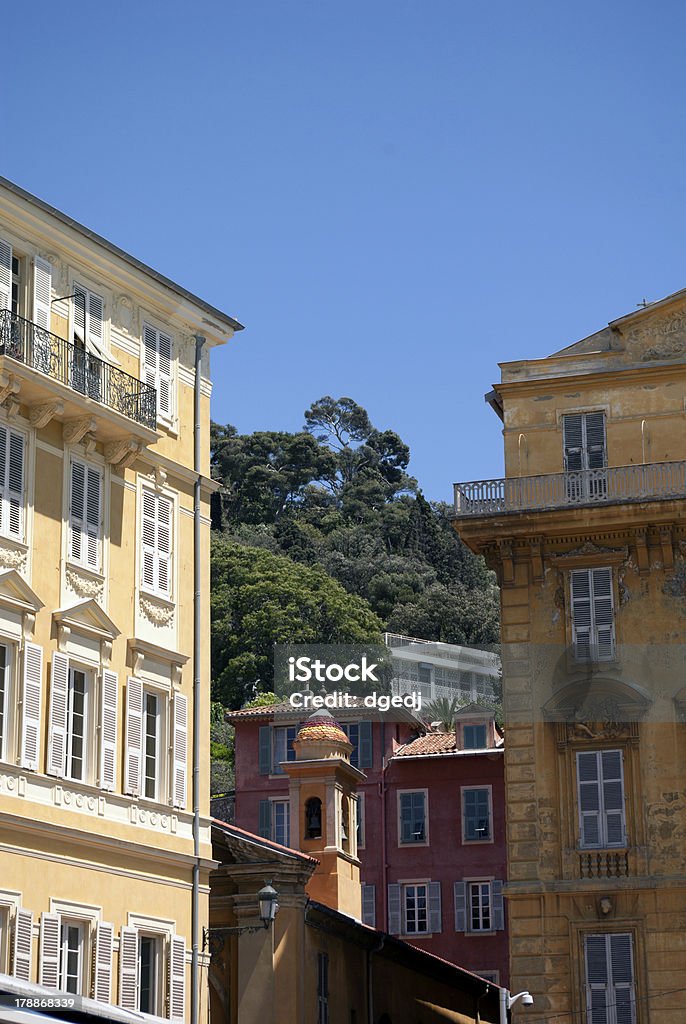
[227,700,508,985]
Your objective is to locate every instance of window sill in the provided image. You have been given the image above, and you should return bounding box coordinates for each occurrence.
[398,840,429,848]
[463,838,494,845]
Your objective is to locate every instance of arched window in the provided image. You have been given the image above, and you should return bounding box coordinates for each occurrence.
[305,797,322,839]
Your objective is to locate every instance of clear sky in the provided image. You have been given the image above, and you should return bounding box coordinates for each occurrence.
[5,1,686,500]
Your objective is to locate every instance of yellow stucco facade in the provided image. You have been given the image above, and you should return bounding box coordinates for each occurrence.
[0,177,241,1022]
[453,293,686,1023]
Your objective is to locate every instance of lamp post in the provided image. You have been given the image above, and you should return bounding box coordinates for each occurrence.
[499,989,534,1024]
[203,882,280,954]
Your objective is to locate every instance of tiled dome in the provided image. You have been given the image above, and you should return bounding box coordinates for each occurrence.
[296,709,349,746]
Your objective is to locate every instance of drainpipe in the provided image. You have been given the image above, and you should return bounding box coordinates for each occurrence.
[380,722,388,929]
[367,935,385,1024]
[191,334,205,1024]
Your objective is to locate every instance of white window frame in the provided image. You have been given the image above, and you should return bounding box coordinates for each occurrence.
[397,789,429,846]
[138,932,163,1015]
[402,882,429,935]
[356,793,365,849]
[271,798,290,847]
[68,457,103,575]
[569,567,616,663]
[467,880,493,932]
[477,970,500,985]
[48,899,102,996]
[141,687,164,802]
[59,918,86,995]
[139,485,175,600]
[577,749,627,850]
[125,913,180,1018]
[65,665,92,784]
[70,281,107,357]
[0,890,22,975]
[461,785,493,844]
[272,725,296,775]
[0,642,15,764]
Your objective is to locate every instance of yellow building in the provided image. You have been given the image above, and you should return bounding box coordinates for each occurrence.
[0,177,242,1023]
[452,289,686,1023]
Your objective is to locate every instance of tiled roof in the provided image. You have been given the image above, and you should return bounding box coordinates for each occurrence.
[212,818,319,865]
[226,702,293,720]
[394,732,458,756]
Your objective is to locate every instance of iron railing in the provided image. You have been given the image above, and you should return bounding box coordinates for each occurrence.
[0,310,157,429]
[454,462,686,517]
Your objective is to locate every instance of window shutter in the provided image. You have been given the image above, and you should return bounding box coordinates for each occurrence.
[585,412,607,470]
[428,881,442,934]
[158,331,172,418]
[491,880,505,930]
[571,569,592,661]
[169,935,186,1022]
[563,414,584,472]
[85,467,102,570]
[47,652,69,778]
[157,495,172,595]
[20,642,43,770]
[93,921,114,1003]
[585,933,635,1024]
[172,692,188,809]
[100,669,118,792]
[141,488,157,592]
[33,258,52,331]
[0,239,11,312]
[39,912,61,988]
[2,428,25,540]
[73,286,87,342]
[358,721,373,768]
[12,908,33,981]
[592,568,615,661]
[143,323,158,391]
[609,933,635,1022]
[362,884,376,927]
[454,881,467,931]
[70,461,85,562]
[141,489,172,596]
[258,726,272,775]
[577,752,602,848]
[118,926,138,1011]
[387,884,401,935]
[87,291,104,351]
[258,799,272,839]
[124,676,143,796]
[601,750,626,847]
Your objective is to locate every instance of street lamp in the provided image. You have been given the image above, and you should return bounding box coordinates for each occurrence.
[257,883,279,926]
[203,882,280,954]
[499,989,534,1023]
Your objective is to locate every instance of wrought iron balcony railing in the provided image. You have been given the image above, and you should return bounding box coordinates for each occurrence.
[454,462,686,517]
[0,309,157,430]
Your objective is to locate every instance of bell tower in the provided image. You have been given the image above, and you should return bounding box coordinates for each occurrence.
[284,710,363,919]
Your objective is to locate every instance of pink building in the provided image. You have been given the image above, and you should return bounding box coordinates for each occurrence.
[227,700,508,985]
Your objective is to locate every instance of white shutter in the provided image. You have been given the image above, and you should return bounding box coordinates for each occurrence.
[100,669,118,792]
[118,926,138,1011]
[168,935,186,1022]
[33,258,52,331]
[0,238,12,312]
[20,642,43,770]
[157,494,172,595]
[141,488,157,592]
[70,460,85,562]
[172,692,188,809]
[0,426,25,541]
[93,921,114,1003]
[454,881,467,931]
[158,330,172,418]
[12,908,33,981]
[39,912,61,988]
[85,466,102,570]
[577,751,602,848]
[124,676,143,796]
[47,652,69,778]
[87,291,104,352]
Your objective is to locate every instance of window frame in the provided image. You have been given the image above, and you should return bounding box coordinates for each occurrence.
[271,798,290,847]
[356,792,365,849]
[65,665,92,785]
[138,931,163,1015]
[0,890,22,975]
[397,789,429,847]
[461,785,493,844]
[139,484,175,601]
[584,931,636,1024]
[462,723,487,749]
[139,683,168,804]
[59,918,86,995]
[67,456,104,575]
[141,320,175,428]
[402,882,429,935]
[576,749,627,850]
[467,880,492,932]
[0,642,13,764]
[569,566,616,664]
[272,725,296,775]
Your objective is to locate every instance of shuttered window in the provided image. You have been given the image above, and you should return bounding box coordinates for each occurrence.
[340,721,373,768]
[395,882,441,935]
[0,645,9,763]
[142,322,173,424]
[12,907,33,980]
[0,426,25,541]
[454,880,505,932]
[272,725,296,774]
[0,239,12,313]
[141,488,173,597]
[361,884,376,927]
[399,791,427,844]
[570,567,616,662]
[585,932,636,1024]
[69,459,103,573]
[577,750,627,849]
[563,412,608,502]
[73,284,105,355]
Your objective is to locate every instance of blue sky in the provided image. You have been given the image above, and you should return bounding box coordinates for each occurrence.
[6,1,686,499]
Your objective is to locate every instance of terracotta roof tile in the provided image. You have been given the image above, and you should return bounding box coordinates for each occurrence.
[394,732,458,756]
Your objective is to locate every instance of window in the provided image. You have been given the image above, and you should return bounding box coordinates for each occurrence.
[120,924,185,1022]
[273,725,296,774]
[143,691,161,800]
[139,934,162,1014]
[72,285,104,400]
[388,882,441,936]
[69,459,103,573]
[478,971,500,985]
[577,750,626,849]
[356,793,365,849]
[563,412,607,501]
[361,883,376,927]
[462,787,492,842]
[339,721,373,769]
[317,952,329,1024]
[59,919,85,994]
[463,724,487,749]
[11,255,22,316]
[143,322,174,424]
[570,567,615,662]
[585,933,636,1024]
[398,790,427,844]
[124,678,186,807]
[66,667,89,782]
[0,425,25,541]
[454,880,504,933]
[306,797,323,839]
[141,488,173,598]
[404,883,428,934]
[273,800,290,845]
[0,644,9,762]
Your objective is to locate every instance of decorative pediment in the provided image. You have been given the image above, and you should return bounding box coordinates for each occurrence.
[453,702,493,719]
[0,570,44,615]
[551,542,628,569]
[542,674,652,725]
[623,304,686,362]
[53,599,121,642]
[128,637,188,687]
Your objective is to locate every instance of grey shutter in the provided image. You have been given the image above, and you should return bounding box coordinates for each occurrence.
[46,652,69,778]
[601,749,626,847]
[258,799,272,839]
[33,257,52,331]
[609,933,635,1024]
[361,884,376,927]
[20,642,43,770]
[12,908,33,980]
[585,412,607,470]
[491,880,504,930]
[0,239,11,312]
[454,881,466,931]
[592,568,615,661]
[387,884,402,935]
[73,286,87,342]
[93,921,114,1002]
[172,692,188,808]
[39,912,60,988]
[118,926,138,1010]
[124,676,143,796]
[358,721,373,768]
[258,726,272,775]
[571,569,592,661]
[585,933,635,1024]
[169,935,186,1022]
[100,669,118,791]
[577,751,602,848]
[87,290,104,352]
[563,414,584,472]
[428,881,442,934]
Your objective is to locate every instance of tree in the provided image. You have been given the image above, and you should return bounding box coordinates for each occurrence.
[211,538,384,707]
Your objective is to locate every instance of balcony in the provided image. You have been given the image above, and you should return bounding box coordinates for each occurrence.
[579,849,630,879]
[453,462,686,517]
[0,310,157,454]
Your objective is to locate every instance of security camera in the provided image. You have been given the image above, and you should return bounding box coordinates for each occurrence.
[521,994,534,1007]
